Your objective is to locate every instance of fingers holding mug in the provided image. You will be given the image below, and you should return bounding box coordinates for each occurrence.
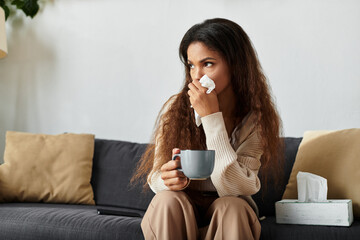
[161,168,185,180]
[172,148,180,160]
[165,176,189,191]
[160,167,188,190]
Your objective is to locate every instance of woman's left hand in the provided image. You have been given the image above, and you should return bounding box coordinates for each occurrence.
[188,79,220,117]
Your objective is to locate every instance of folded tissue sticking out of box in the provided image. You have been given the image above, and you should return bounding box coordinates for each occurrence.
[297,171,327,202]
[276,171,353,226]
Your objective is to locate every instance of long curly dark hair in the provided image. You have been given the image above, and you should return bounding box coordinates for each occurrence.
[131,18,283,192]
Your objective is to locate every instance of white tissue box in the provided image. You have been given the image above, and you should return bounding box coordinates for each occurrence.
[275,199,353,226]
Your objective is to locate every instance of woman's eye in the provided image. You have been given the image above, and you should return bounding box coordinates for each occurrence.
[188,64,194,69]
[205,62,213,67]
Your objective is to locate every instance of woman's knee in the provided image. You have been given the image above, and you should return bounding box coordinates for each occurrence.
[210,196,253,215]
[150,190,191,210]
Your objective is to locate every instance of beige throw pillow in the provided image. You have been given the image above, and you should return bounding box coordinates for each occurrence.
[0,131,95,205]
[282,128,360,217]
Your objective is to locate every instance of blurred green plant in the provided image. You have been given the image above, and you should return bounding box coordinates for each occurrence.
[0,0,40,20]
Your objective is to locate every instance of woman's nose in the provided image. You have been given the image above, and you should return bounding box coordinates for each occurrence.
[193,67,204,81]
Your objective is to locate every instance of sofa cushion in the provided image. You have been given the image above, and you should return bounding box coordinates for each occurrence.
[0,203,144,240]
[0,131,95,205]
[253,137,302,217]
[91,139,154,211]
[282,128,360,217]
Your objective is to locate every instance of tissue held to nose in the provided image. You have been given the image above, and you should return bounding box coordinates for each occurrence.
[297,171,328,202]
[199,75,216,94]
[193,75,216,126]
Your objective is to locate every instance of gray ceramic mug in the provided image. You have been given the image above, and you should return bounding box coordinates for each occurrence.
[172,150,215,180]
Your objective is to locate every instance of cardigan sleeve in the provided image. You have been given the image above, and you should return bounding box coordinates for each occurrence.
[201,112,263,197]
[148,168,169,193]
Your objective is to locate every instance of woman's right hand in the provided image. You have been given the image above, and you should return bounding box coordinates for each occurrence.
[160,148,190,191]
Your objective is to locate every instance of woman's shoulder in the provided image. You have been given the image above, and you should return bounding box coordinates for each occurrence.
[160,94,178,113]
[233,112,260,144]
[165,94,178,108]
[243,112,259,128]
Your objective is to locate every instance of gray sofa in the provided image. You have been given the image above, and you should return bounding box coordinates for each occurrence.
[0,137,359,239]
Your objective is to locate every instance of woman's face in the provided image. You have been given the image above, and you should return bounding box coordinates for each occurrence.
[187,41,231,95]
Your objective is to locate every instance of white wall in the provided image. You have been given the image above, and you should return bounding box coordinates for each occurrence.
[1,0,359,162]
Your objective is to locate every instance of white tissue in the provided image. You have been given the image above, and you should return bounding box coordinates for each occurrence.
[199,75,216,94]
[193,75,216,127]
[297,171,328,202]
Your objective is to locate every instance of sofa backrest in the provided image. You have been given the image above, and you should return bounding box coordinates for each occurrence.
[91,139,155,211]
[253,137,302,217]
[90,137,302,215]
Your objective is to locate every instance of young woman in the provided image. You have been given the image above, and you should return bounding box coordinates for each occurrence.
[132,18,283,240]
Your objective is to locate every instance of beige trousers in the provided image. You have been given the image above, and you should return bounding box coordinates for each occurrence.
[141,190,261,240]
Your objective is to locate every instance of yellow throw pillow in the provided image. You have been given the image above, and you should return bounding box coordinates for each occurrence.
[0,131,95,205]
[282,128,360,217]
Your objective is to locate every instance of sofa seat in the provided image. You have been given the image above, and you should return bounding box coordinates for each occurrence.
[0,203,144,240]
[260,216,360,240]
